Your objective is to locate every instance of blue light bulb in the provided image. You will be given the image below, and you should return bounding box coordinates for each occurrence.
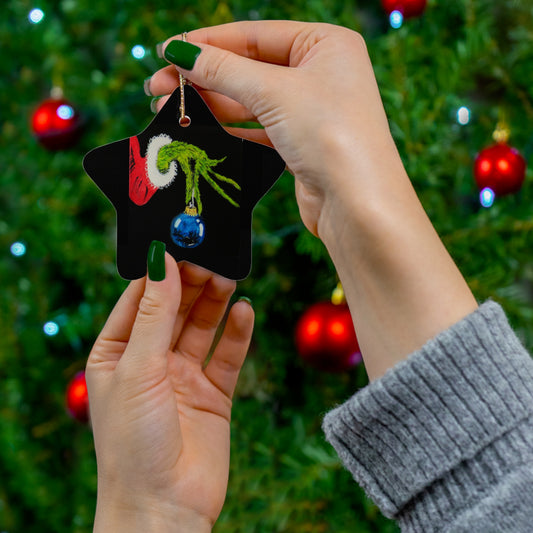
[480,187,495,208]
[390,10,404,29]
[43,321,60,336]
[10,242,26,257]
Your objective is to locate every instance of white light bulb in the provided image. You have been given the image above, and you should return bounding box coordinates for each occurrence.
[457,106,471,125]
[131,45,146,59]
[29,8,45,24]
[57,104,74,120]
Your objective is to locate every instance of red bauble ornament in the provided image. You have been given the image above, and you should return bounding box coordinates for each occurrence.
[474,142,526,196]
[31,97,81,150]
[295,301,361,372]
[381,0,427,18]
[66,371,89,423]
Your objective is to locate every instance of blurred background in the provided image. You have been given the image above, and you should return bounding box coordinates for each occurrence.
[1,0,532,531]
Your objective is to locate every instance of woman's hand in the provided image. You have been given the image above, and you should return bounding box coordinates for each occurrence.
[86,248,254,532]
[148,21,399,237]
[148,22,477,380]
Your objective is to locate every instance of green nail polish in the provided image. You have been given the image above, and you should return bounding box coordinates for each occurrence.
[143,76,152,97]
[150,97,160,114]
[148,240,166,281]
[238,296,252,306]
[164,40,201,71]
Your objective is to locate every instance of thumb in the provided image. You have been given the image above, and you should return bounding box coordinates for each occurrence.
[123,241,181,367]
[162,39,280,118]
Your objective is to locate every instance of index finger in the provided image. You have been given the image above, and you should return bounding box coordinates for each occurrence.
[95,278,146,344]
[164,20,315,67]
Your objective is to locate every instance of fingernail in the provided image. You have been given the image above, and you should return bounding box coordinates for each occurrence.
[150,97,160,114]
[238,296,252,306]
[143,76,152,96]
[148,240,166,281]
[164,40,202,71]
[156,42,165,58]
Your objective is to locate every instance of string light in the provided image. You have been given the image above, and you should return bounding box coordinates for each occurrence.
[389,10,404,29]
[480,187,495,208]
[57,104,75,120]
[131,45,146,59]
[29,8,45,24]
[10,242,26,257]
[457,106,471,125]
[43,321,60,336]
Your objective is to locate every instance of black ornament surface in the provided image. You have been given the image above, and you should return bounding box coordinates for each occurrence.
[83,85,286,280]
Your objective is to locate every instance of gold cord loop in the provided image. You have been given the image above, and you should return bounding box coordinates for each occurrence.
[179,32,191,127]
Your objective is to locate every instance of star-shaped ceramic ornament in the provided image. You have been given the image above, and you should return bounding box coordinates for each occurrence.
[83,85,286,280]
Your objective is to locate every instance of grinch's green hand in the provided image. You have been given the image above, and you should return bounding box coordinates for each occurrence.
[157,141,240,214]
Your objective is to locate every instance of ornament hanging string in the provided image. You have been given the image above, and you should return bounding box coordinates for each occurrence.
[179,33,195,209]
[179,33,191,128]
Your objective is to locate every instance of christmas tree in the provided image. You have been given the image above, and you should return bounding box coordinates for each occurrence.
[1,0,532,531]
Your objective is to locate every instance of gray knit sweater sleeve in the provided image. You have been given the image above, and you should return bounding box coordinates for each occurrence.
[322,301,533,532]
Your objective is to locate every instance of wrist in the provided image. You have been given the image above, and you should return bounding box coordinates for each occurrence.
[316,132,411,252]
[94,494,212,533]
[314,140,477,380]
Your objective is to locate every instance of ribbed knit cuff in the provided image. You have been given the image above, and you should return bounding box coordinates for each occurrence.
[322,301,533,528]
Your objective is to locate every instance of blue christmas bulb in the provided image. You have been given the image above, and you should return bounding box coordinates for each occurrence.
[171,205,205,248]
